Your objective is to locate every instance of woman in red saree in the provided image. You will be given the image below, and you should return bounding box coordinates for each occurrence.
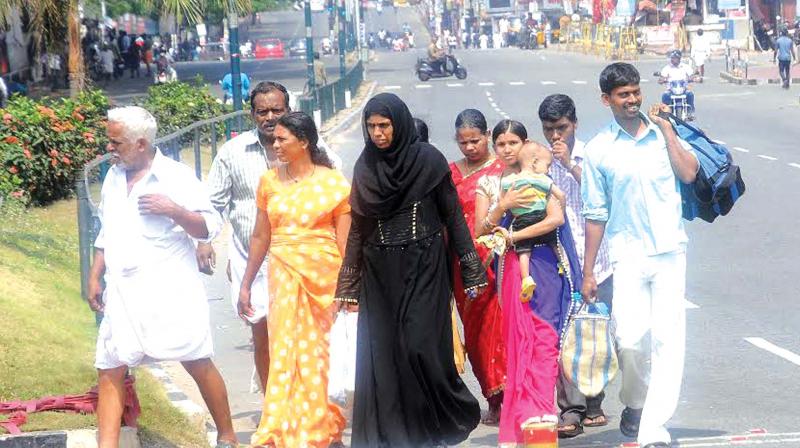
[448,109,507,424]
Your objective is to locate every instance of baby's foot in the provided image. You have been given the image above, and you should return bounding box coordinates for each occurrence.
[521,276,536,303]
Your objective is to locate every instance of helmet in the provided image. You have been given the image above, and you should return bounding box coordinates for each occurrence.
[669,49,682,59]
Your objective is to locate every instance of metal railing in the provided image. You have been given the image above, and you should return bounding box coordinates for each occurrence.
[75,110,251,303]
[297,60,365,124]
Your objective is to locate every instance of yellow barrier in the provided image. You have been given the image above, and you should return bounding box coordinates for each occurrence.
[557,22,640,61]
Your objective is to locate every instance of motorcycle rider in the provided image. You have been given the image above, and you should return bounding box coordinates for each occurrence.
[659,50,696,116]
[428,34,446,74]
[154,50,178,84]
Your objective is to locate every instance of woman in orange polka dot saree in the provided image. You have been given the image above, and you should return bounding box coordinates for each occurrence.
[239,112,351,448]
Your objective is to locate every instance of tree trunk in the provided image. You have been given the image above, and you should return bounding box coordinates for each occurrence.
[68,0,85,97]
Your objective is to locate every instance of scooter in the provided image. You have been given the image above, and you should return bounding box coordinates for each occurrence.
[415,54,467,81]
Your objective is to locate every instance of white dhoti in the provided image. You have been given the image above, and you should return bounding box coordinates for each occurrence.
[229,235,269,324]
[95,263,214,370]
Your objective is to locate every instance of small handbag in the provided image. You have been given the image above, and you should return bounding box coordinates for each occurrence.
[328,310,358,407]
[559,298,618,398]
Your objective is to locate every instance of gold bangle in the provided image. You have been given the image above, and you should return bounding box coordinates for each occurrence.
[335,297,358,304]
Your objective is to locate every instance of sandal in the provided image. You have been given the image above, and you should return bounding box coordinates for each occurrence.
[582,413,608,427]
[557,422,584,439]
[619,407,642,438]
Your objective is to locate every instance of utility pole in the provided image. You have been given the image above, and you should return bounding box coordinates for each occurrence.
[338,0,347,78]
[228,0,243,130]
[303,0,319,120]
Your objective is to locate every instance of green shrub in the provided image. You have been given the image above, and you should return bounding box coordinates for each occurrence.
[0,90,109,206]
[137,75,228,139]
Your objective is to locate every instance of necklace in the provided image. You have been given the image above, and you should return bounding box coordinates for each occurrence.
[463,155,495,177]
[286,164,315,183]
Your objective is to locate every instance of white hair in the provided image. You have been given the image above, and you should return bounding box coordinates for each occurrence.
[107,106,158,143]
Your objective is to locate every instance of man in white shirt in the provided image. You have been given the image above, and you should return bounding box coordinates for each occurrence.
[198,81,340,392]
[659,50,696,114]
[538,94,614,439]
[690,29,711,80]
[89,107,236,448]
[582,63,698,448]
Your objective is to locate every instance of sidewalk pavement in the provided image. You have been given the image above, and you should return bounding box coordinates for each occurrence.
[720,50,800,85]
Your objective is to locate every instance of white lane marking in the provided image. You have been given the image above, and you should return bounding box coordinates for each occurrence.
[539,55,547,61]
[415,84,432,89]
[572,80,588,85]
[757,154,777,161]
[640,78,650,83]
[383,85,401,90]
[684,298,699,309]
[479,82,495,86]
[789,163,800,169]
[490,102,498,108]
[509,81,526,86]
[485,91,492,97]
[745,337,800,366]
[714,139,726,145]
[541,81,557,85]
[733,146,750,153]
[447,82,464,87]
[563,431,800,447]
[704,91,756,99]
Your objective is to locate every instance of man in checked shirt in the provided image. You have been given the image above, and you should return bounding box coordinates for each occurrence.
[197,81,340,391]
[537,94,614,439]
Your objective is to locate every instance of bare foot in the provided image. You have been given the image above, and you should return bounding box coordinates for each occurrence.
[482,404,501,425]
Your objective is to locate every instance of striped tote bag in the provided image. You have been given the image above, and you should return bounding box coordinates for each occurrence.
[559,301,618,398]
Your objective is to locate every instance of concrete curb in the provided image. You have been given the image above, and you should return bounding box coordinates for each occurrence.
[720,70,800,86]
[0,427,139,448]
[320,80,377,138]
[720,71,759,85]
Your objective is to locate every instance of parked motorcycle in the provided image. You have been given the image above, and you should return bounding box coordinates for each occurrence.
[415,54,467,82]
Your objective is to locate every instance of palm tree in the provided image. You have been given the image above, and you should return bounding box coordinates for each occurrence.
[0,0,253,98]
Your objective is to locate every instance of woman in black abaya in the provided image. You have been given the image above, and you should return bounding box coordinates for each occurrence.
[335,93,484,447]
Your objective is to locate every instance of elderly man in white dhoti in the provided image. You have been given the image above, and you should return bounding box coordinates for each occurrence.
[87,106,237,448]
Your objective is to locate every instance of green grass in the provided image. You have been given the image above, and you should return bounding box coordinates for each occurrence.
[0,199,209,447]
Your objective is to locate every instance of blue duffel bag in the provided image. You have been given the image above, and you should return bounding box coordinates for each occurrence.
[660,111,746,223]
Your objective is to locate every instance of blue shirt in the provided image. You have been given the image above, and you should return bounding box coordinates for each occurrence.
[581,115,695,262]
[776,36,794,61]
[221,73,251,99]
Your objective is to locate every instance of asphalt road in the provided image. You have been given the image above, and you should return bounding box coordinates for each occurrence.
[165,7,800,448]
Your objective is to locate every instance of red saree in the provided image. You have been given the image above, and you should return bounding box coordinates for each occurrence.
[449,160,506,401]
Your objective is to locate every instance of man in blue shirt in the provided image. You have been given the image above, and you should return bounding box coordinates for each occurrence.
[774,29,796,89]
[581,63,698,448]
[221,72,251,105]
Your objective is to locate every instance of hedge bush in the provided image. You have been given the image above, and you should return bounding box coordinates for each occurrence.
[0,90,109,206]
[137,75,229,139]
[0,78,230,206]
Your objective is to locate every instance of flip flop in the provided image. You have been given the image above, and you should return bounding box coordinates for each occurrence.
[583,413,608,427]
[557,422,584,439]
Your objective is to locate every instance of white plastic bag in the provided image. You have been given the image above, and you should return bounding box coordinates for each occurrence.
[328,310,358,407]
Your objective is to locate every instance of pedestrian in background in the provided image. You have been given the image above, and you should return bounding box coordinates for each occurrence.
[241,111,350,447]
[89,106,237,448]
[335,93,483,447]
[581,63,698,448]
[690,29,711,81]
[774,28,796,89]
[449,108,507,425]
[313,51,327,87]
[536,94,614,439]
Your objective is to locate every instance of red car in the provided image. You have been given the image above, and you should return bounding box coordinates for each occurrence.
[254,38,285,59]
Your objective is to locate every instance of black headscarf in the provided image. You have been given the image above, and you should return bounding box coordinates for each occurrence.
[351,93,450,218]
